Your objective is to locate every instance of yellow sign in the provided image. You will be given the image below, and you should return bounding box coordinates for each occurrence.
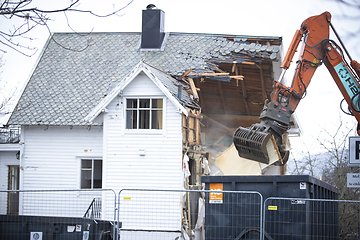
[123,196,132,201]
[210,183,223,204]
[268,206,277,210]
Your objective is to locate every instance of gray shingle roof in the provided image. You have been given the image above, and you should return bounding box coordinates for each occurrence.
[8,32,281,126]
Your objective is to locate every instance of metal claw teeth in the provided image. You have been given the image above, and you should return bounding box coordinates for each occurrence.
[233,125,281,165]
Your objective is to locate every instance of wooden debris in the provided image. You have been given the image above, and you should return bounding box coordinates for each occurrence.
[195,79,204,107]
[258,63,268,101]
[187,71,243,80]
[181,69,192,84]
[218,81,227,114]
[231,61,237,73]
[238,65,251,116]
[241,61,255,65]
[188,72,229,77]
[230,76,244,80]
[188,78,199,101]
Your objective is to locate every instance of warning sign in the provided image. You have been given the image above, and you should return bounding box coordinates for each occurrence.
[347,173,360,188]
[209,183,223,204]
[300,182,306,190]
[268,206,277,211]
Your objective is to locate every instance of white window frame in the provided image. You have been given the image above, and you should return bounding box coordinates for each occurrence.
[124,97,165,134]
[80,158,103,189]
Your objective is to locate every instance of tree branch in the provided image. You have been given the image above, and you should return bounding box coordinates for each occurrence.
[0,0,134,56]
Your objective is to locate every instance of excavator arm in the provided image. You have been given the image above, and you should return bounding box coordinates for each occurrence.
[233,11,360,165]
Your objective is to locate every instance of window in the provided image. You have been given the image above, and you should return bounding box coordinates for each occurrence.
[126,98,163,129]
[81,159,102,189]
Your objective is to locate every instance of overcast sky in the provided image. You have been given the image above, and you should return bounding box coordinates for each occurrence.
[1,0,359,158]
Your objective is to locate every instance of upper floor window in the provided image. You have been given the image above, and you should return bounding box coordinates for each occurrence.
[126,98,163,129]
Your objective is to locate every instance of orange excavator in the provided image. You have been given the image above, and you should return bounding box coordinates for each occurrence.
[233,11,360,165]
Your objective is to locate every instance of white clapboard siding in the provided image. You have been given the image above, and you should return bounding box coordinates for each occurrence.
[20,126,103,217]
[103,73,184,227]
[122,72,163,96]
[0,150,19,214]
[22,126,103,190]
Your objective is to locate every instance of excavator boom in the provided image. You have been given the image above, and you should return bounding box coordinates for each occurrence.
[233,11,360,165]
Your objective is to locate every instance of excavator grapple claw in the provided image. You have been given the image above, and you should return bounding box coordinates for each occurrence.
[233,125,281,165]
[232,12,360,167]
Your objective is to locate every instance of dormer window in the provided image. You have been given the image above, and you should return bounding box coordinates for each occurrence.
[126,98,163,129]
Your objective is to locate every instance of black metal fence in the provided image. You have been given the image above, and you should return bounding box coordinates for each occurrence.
[0,127,20,144]
[0,189,358,240]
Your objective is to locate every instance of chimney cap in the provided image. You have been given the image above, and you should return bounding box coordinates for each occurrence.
[146,4,157,9]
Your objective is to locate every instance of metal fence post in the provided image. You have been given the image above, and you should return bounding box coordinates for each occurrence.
[117,190,122,240]
[114,190,118,240]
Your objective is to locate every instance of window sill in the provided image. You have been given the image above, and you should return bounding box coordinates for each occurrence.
[124,129,164,135]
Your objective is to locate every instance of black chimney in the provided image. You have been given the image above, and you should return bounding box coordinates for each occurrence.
[141,5,165,49]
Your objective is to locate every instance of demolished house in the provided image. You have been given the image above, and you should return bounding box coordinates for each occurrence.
[1,5,300,239]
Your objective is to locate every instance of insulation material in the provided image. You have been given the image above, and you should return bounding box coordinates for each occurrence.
[183,154,191,178]
[202,158,211,175]
[215,144,261,175]
[264,135,281,165]
[195,197,205,230]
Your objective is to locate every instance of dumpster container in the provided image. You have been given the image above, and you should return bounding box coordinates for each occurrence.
[0,215,113,240]
[201,175,339,240]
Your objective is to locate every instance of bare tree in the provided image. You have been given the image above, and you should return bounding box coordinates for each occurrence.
[319,123,360,239]
[0,55,7,111]
[0,0,133,56]
[0,55,16,122]
[328,0,360,57]
[290,146,319,177]
[291,118,359,238]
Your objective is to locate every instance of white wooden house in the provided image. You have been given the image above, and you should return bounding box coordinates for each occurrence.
[1,5,295,239]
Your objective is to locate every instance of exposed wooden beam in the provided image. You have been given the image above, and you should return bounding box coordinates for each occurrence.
[195,118,200,145]
[188,111,203,119]
[188,71,243,80]
[230,76,244,80]
[188,72,229,76]
[195,78,204,108]
[258,63,268,101]
[217,81,227,114]
[237,65,251,115]
[241,61,255,65]
[211,64,226,73]
[232,61,237,73]
[188,78,199,100]
[181,69,192,84]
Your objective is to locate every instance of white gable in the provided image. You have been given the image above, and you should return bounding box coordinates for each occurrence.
[84,61,188,123]
[123,72,163,96]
